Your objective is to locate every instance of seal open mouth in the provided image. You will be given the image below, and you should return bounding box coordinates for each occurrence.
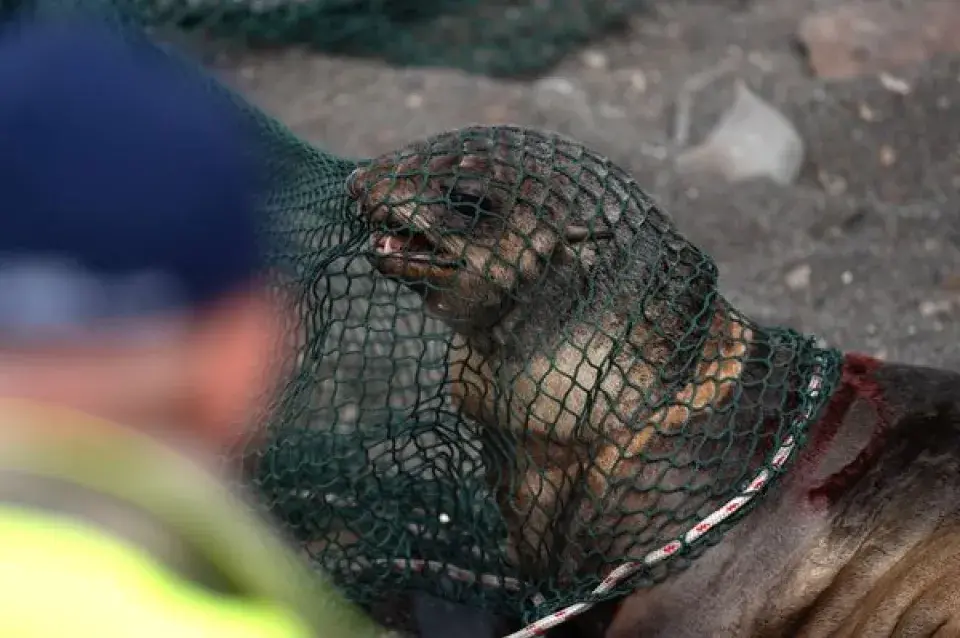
[369,226,463,269]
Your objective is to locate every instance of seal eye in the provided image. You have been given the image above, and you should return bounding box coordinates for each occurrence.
[448,191,495,220]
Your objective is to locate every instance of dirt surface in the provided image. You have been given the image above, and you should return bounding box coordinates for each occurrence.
[180,2,960,633]
[207,0,960,372]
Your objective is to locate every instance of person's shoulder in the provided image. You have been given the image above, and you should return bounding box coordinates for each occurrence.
[0,503,314,638]
[0,400,385,638]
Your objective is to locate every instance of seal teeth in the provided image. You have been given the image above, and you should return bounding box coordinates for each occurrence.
[372,232,401,255]
[372,231,434,256]
[382,235,405,254]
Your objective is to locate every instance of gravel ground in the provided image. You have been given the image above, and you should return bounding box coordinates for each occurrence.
[205,0,960,372]
[181,0,960,632]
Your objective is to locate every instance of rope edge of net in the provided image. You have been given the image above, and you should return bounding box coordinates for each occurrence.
[503,350,833,638]
[332,350,833,634]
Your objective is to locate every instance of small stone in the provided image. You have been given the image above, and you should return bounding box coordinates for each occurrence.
[919,298,953,317]
[644,144,669,161]
[879,72,912,95]
[879,145,897,166]
[630,70,648,93]
[797,1,960,80]
[841,271,854,285]
[405,93,424,109]
[858,103,876,121]
[582,50,608,70]
[785,264,812,290]
[747,51,774,72]
[438,513,451,524]
[535,77,577,96]
[907,324,918,336]
[817,170,847,196]
[598,102,626,119]
[866,323,877,335]
[674,82,805,185]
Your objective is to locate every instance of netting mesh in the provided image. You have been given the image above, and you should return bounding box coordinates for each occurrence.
[1,1,850,631]
[48,0,647,77]
[268,124,841,622]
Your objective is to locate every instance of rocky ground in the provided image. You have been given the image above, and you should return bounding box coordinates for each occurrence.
[204,0,960,371]
[181,0,960,632]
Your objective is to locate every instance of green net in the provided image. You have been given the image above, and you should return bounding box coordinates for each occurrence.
[1,3,849,632]
[36,0,648,77]
[289,124,843,624]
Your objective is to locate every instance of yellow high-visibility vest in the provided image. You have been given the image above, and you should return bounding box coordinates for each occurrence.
[0,399,384,638]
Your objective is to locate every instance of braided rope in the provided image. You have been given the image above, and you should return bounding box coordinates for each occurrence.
[504,355,827,637]
[352,355,827,633]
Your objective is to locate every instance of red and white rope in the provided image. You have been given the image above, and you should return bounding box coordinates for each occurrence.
[503,361,826,638]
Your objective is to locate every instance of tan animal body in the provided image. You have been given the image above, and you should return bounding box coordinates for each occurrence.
[348,125,960,637]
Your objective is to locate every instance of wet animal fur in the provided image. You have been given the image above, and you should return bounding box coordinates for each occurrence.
[596,358,960,638]
[347,125,960,637]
